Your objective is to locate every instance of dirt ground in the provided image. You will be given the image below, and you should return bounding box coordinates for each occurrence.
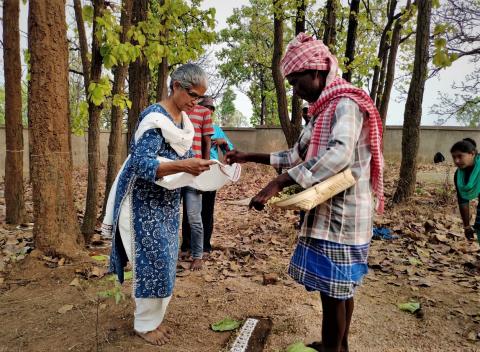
[0,163,479,352]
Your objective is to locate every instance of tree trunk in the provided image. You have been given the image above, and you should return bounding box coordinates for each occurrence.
[260,92,266,126]
[28,0,84,256]
[101,0,133,220]
[370,0,397,101]
[379,17,403,130]
[393,0,432,203]
[127,0,150,147]
[81,0,105,237]
[342,0,360,82]
[156,0,169,102]
[3,0,26,225]
[322,0,337,50]
[290,0,306,134]
[272,0,297,147]
[375,48,389,108]
[73,0,90,90]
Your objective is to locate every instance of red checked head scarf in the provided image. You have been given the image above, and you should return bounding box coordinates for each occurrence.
[281,33,385,214]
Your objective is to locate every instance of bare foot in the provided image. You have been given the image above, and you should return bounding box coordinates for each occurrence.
[190,258,203,271]
[136,325,172,345]
[178,251,190,261]
[307,341,347,352]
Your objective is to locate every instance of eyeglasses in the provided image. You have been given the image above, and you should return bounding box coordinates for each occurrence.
[182,86,205,102]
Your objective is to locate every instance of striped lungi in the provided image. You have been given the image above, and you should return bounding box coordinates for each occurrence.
[288,237,370,300]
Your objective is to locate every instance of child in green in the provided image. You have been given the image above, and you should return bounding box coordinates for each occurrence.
[451,138,480,244]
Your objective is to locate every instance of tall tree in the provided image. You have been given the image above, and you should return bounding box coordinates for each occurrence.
[218,86,236,125]
[290,0,306,133]
[430,0,480,126]
[342,0,361,82]
[271,0,301,147]
[155,0,169,101]
[3,0,26,224]
[28,0,84,256]
[73,0,91,90]
[102,0,133,219]
[322,0,337,50]
[217,0,277,126]
[127,0,150,146]
[378,1,413,129]
[393,0,432,203]
[81,0,106,237]
[370,0,398,102]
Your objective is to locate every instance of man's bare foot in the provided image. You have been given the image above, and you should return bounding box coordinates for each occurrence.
[306,341,347,352]
[190,258,203,271]
[178,251,190,261]
[136,325,173,345]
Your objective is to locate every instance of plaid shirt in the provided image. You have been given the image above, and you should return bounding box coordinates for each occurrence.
[271,98,373,245]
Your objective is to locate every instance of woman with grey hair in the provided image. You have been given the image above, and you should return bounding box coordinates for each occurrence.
[106,63,214,345]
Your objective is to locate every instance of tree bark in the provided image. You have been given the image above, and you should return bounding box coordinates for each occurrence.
[290,0,306,133]
[101,0,133,220]
[127,0,150,147]
[81,0,105,237]
[272,0,298,147]
[73,0,90,90]
[393,0,432,203]
[28,0,84,256]
[375,48,389,108]
[156,0,169,101]
[3,0,26,225]
[342,0,360,82]
[379,17,403,130]
[370,0,397,101]
[322,0,337,50]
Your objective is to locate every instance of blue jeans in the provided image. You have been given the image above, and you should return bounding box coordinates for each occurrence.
[182,187,204,259]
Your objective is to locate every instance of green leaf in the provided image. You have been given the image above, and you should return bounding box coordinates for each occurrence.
[91,255,109,262]
[398,302,421,314]
[124,271,133,280]
[408,257,423,266]
[97,290,113,298]
[210,318,241,332]
[82,5,94,24]
[286,342,317,352]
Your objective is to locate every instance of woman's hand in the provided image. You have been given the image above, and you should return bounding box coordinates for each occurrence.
[225,150,248,165]
[181,158,215,176]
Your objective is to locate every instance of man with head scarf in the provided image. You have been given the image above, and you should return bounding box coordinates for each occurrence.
[226,33,384,352]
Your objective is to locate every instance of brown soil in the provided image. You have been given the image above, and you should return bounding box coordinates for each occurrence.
[0,163,479,352]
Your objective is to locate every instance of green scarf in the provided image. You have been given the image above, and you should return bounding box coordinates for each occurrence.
[456,154,480,200]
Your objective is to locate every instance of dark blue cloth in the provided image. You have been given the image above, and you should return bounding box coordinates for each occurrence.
[109,104,193,298]
[372,227,397,240]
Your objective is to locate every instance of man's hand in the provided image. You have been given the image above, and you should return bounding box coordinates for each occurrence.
[249,180,283,211]
[181,158,215,176]
[249,172,295,211]
[213,138,228,147]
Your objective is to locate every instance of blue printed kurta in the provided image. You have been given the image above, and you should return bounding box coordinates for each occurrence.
[109,104,192,298]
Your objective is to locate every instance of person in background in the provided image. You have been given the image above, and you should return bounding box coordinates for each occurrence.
[302,100,311,125]
[180,95,215,270]
[182,97,234,254]
[451,138,480,245]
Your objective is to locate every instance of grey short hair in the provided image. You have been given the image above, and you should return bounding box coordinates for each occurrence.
[169,63,208,91]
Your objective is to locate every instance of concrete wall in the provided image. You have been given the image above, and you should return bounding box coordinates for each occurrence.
[1,126,479,178]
